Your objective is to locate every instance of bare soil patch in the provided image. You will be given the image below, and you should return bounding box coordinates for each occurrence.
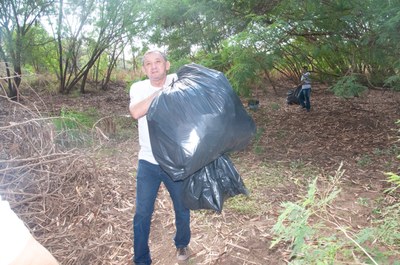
[1,83,399,265]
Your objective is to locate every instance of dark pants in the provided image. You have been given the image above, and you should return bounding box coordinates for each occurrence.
[133,160,191,265]
[299,88,311,111]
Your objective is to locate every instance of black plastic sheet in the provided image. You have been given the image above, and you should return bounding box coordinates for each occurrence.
[147,63,256,181]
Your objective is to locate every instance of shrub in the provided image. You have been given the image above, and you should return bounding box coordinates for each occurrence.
[331,75,367,98]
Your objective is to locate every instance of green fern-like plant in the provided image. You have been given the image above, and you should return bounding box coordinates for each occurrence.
[330,75,367,98]
[270,174,342,264]
[384,75,400,91]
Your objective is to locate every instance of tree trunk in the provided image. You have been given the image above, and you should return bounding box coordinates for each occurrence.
[80,70,89,94]
[3,62,18,100]
[57,0,65,93]
[102,47,120,90]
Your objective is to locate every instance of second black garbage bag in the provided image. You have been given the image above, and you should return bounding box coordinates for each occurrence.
[182,154,249,212]
[147,63,257,181]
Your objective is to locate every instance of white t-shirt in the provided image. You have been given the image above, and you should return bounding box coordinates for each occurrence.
[0,196,31,265]
[129,74,177,164]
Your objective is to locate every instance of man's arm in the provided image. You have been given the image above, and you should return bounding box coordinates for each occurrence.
[0,197,59,265]
[10,235,59,265]
[129,90,160,120]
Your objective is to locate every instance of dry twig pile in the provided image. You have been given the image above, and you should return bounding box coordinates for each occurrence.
[0,95,134,264]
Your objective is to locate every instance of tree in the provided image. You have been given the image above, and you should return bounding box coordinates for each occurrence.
[142,0,280,61]
[244,0,400,87]
[0,0,55,99]
[53,0,140,94]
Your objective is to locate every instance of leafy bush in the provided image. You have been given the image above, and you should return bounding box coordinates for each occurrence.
[384,75,400,91]
[331,75,367,98]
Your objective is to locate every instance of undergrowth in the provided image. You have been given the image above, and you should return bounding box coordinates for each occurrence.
[52,107,97,147]
[52,107,135,148]
[270,160,400,264]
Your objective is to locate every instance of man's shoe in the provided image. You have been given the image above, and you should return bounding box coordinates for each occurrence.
[176,247,189,261]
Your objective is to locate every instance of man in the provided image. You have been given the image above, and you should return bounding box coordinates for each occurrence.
[0,196,59,265]
[298,66,312,112]
[129,50,191,265]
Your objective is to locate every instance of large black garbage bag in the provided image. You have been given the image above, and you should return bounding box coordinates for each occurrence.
[286,85,302,105]
[182,154,248,212]
[147,63,256,181]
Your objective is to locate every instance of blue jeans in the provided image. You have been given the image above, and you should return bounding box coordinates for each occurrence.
[299,88,311,111]
[133,160,191,265]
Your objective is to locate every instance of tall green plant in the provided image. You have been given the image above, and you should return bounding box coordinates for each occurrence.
[271,164,382,264]
[357,120,400,260]
[271,176,342,264]
[330,75,367,98]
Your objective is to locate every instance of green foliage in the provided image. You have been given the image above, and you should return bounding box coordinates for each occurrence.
[271,176,343,264]
[271,120,400,264]
[169,57,193,73]
[383,119,400,194]
[330,75,368,98]
[52,107,99,147]
[23,25,59,73]
[385,172,400,194]
[384,75,400,91]
[222,43,271,96]
[54,107,99,130]
[270,102,280,111]
[356,154,372,167]
[358,203,400,248]
[356,119,400,262]
[225,194,259,215]
[4,0,400,98]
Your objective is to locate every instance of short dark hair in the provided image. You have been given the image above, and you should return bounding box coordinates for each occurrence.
[142,50,168,65]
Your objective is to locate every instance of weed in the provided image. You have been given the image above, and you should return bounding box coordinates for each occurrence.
[290,159,305,170]
[225,194,259,215]
[270,185,344,264]
[357,154,371,167]
[252,128,265,154]
[356,202,400,263]
[271,102,280,111]
[270,128,400,264]
[356,197,370,207]
[52,107,99,148]
[270,163,382,264]
[227,161,294,215]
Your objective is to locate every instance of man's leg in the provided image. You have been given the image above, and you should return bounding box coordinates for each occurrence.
[133,160,161,265]
[161,171,191,249]
[304,89,311,111]
[298,89,305,108]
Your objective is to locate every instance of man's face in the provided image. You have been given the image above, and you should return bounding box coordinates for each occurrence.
[142,52,170,84]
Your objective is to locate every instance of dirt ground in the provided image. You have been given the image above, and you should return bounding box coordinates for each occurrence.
[1,81,399,265]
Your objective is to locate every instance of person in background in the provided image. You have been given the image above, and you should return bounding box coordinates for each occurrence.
[128,50,191,265]
[0,196,59,265]
[298,66,312,112]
